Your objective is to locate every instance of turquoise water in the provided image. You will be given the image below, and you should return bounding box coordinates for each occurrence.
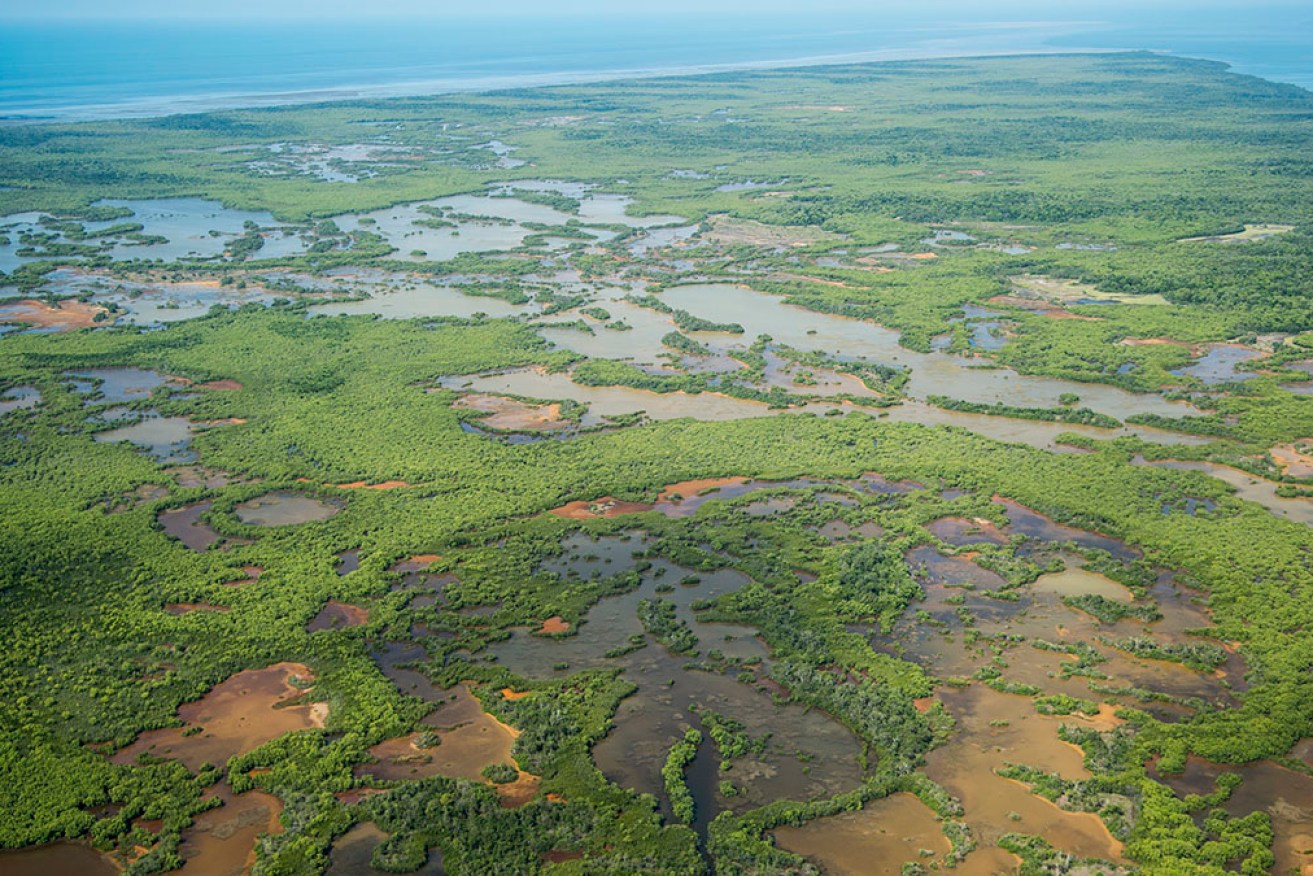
[1,9,1308,120]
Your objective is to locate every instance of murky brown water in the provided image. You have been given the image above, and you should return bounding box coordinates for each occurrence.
[489,537,863,821]
[773,792,952,874]
[1137,457,1313,526]
[111,663,326,771]
[0,842,118,876]
[326,823,445,875]
[658,283,1196,420]
[452,366,1211,453]
[356,682,539,805]
[307,600,369,632]
[159,501,223,551]
[1152,755,1313,875]
[591,647,865,818]
[924,686,1125,865]
[926,515,1008,547]
[996,498,1140,561]
[177,787,282,876]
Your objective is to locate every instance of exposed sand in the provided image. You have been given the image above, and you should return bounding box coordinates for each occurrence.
[703,215,841,248]
[453,393,570,432]
[1180,223,1295,243]
[548,497,654,519]
[1010,274,1169,306]
[988,294,1102,320]
[1270,441,1313,479]
[0,298,110,331]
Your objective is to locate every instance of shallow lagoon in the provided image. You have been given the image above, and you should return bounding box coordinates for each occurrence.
[93,413,196,463]
[308,283,526,320]
[0,198,310,273]
[235,492,343,526]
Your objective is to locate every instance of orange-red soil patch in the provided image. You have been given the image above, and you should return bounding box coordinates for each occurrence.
[548,497,654,519]
[537,616,570,635]
[657,477,749,502]
[331,480,411,490]
[1119,337,1194,349]
[501,688,532,701]
[392,554,441,572]
[497,773,543,808]
[0,298,109,331]
[195,379,243,391]
[225,566,263,588]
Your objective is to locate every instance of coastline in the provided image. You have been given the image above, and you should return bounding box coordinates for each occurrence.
[7,43,1310,124]
[4,46,1109,123]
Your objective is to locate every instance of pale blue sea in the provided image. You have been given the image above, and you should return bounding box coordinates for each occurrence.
[0,8,1310,120]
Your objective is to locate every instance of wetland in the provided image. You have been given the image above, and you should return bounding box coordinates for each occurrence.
[2,50,1313,876]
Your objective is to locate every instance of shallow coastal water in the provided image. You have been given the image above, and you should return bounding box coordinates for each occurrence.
[5,9,1310,122]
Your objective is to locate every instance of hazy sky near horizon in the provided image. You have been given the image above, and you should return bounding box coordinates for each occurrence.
[3,0,1306,20]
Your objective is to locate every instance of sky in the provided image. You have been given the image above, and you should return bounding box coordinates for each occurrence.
[2,0,1306,20]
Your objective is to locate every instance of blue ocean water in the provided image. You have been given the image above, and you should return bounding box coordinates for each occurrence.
[0,9,1309,120]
